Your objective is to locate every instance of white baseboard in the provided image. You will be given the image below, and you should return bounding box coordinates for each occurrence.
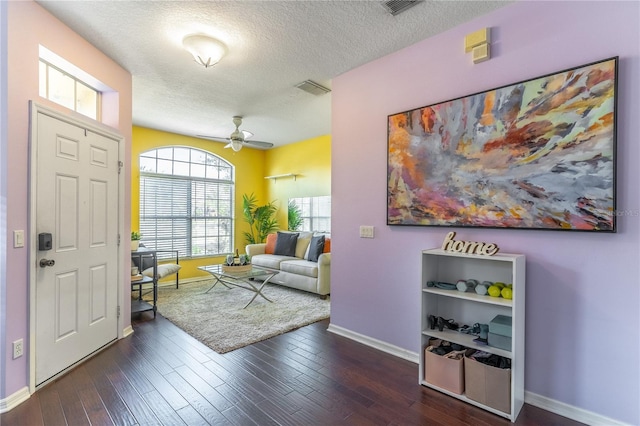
[525,391,629,426]
[327,322,419,363]
[123,325,134,337]
[0,386,30,414]
[327,322,629,426]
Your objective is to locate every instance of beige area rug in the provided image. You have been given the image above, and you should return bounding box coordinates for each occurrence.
[155,279,330,353]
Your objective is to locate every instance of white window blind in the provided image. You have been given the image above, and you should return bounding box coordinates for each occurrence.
[139,148,234,258]
[290,196,331,233]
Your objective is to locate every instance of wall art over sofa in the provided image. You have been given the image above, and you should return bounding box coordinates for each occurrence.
[387,57,618,232]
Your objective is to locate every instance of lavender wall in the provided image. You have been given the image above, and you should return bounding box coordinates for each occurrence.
[1,1,132,399]
[331,1,639,423]
[0,0,8,401]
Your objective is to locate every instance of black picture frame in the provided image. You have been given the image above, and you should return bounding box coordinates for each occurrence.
[387,57,618,232]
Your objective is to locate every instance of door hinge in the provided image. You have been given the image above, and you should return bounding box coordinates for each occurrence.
[117,305,120,318]
[118,161,123,174]
[117,234,121,246]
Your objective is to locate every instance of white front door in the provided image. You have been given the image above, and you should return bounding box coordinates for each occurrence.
[34,110,120,386]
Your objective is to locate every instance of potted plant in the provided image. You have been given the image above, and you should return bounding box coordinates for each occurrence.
[131,231,141,251]
[242,193,279,245]
[288,200,303,231]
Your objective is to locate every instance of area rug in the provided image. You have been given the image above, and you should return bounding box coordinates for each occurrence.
[155,279,330,353]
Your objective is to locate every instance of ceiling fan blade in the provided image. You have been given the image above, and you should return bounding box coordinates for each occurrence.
[196,134,229,143]
[244,140,274,148]
[198,116,273,150]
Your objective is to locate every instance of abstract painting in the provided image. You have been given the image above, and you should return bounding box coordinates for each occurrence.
[387,57,617,232]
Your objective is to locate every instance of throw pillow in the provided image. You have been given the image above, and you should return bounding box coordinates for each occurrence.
[295,231,313,258]
[142,263,181,279]
[323,237,331,253]
[274,231,298,256]
[264,233,277,254]
[306,235,325,262]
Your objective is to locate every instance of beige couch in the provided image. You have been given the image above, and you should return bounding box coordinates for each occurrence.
[245,232,330,298]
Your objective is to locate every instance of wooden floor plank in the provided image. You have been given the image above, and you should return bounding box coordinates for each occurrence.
[1,393,44,426]
[176,404,221,426]
[106,364,161,425]
[140,389,188,426]
[114,341,191,412]
[84,351,138,426]
[163,371,229,425]
[37,386,67,426]
[70,365,114,425]
[0,315,585,426]
[173,364,235,413]
[54,373,91,426]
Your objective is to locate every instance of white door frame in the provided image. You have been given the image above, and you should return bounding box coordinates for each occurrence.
[28,101,125,392]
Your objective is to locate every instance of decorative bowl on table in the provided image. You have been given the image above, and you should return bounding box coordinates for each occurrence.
[221,263,252,273]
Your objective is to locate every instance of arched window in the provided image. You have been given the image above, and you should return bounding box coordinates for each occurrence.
[139,147,234,258]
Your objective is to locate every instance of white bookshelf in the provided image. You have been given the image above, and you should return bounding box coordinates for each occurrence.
[419,248,525,422]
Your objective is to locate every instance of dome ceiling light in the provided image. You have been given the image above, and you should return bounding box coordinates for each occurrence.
[182,34,227,68]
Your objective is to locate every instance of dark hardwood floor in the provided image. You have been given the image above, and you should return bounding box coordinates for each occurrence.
[1,314,583,425]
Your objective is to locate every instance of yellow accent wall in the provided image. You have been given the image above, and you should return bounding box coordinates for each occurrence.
[131,126,331,282]
[131,126,267,280]
[132,128,331,281]
[265,135,332,226]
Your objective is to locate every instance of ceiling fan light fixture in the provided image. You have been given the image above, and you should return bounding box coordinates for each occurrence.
[183,34,227,68]
[230,140,243,152]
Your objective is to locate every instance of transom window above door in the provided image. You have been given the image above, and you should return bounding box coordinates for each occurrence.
[139,147,235,258]
[39,59,100,120]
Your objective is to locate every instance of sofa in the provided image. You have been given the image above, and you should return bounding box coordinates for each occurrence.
[245,231,330,298]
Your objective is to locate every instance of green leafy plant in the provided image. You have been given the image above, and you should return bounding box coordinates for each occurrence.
[288,200,303,231]
[242,193,279,245]
[131,231,141,241]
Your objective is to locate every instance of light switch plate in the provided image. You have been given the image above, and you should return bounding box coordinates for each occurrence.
[359,225,374,238]
[13,230,24,248]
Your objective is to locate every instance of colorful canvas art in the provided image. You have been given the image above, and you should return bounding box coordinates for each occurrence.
[387,57,617,232]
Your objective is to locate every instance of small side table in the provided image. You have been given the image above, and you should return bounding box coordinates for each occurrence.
[131,248,158,317]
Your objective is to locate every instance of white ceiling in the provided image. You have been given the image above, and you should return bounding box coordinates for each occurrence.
[37,0,510,148]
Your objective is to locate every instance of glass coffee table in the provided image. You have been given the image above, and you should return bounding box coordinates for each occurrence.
[198,264,279,308]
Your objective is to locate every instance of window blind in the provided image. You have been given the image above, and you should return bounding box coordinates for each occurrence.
[140,174,233,258]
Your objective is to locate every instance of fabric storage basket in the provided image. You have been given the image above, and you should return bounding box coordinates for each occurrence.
[423,339,465,394]
[464,351,511,413]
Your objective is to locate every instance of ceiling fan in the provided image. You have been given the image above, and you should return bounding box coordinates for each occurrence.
[198,116,274,151]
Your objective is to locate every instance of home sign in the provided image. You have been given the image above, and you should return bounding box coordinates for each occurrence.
[441,232,500,256]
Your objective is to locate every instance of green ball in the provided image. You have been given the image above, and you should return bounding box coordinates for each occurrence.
[501,287,513,299]
[488,285,502,297]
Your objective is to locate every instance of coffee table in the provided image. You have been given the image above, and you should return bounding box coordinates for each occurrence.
[198,264,279,308]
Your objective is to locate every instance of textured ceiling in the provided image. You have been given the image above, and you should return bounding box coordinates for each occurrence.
[37,0,510,148]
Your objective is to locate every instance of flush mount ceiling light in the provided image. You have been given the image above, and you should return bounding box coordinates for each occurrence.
[182,34,227,68]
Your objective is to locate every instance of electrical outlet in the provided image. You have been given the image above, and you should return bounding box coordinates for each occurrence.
[13,339,24,359]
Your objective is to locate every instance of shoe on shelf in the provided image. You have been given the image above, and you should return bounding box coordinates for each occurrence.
[437,317,459,331]
[428,314,437,330]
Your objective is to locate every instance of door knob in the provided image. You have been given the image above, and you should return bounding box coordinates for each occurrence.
[40,259,55,267]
